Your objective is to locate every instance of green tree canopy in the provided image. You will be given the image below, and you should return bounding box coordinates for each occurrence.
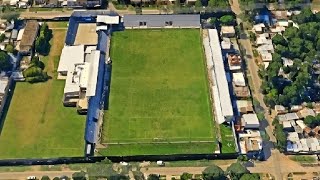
[219,15,235,25]
[0,51,11,71]
[72,171,86,180]
[272,34,287,46]
[180,172,193,180]
[41,176,50,180]
[5,44,14,53]
[202,165,226,180]
[0,34,5,42]
[147,174,160,180]
[239,173,260,180]
[226,162,249,180]
[195,0,202,7]
[133,171,145,180]
[292,7,315,24]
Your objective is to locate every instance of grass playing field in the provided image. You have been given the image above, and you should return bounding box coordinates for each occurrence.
[100,29,215,155]
[0,30,86,159]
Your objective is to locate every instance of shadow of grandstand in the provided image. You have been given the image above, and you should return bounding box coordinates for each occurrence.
[104,64,112,110]
[0,81,16,135]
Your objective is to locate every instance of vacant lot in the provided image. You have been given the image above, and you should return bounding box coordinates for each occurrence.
[101,29,215,155]
[0,30,86,159]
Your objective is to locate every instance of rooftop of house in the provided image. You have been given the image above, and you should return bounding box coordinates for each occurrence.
[233,72,246,87]
[220,26,235,34]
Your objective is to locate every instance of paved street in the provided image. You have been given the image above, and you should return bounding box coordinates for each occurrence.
[0,171,77,180]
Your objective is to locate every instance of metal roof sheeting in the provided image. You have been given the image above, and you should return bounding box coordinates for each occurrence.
[208,29,233,119]
[57,45,85,73]
[86,50,101,97]
[123,15,200,28]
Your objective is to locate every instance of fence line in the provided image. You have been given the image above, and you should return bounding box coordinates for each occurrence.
[104,141,216,145]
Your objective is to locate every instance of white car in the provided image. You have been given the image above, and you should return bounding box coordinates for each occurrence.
[120,161,129,166]
[27,176,36,180]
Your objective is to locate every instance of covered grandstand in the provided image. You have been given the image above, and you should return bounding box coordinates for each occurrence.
[204,29,234,124]
[64,11,118,156]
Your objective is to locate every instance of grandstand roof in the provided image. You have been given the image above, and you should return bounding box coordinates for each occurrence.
[57,45,85,73]
[208,29,233,119]
[85,30,108,144]
[123,15,200,28]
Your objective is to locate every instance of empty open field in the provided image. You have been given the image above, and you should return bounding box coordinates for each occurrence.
[101,29,215,155]
[0,30,86,159]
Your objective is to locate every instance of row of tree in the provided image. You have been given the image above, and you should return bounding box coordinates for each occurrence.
[40,171,86,180]
[35,23,52,56]
[261,8,320,108]
[0,51,12,72]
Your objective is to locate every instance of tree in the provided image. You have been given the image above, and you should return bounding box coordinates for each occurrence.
[248,31,256,42]
[41,176,50,180]
[226,162,249,180]
[209,17,217,26]
[53,178,60,180]
[133,171,145,180]
[274,120,286,151]
[195,0,202,7]
[0,12,20,22]
[292,7,314,24]
[272,34,287,46]
[180,172,193,180]
[0,51,11,71]
[239,173,260,180]
[0,34,5,42]
[147,174,160,180]
[220,15,235,25]
[35,23,52,55]
[283,27,299,40]
[72,171,86,180]
[5,44,14,53]
[202,165,226,180]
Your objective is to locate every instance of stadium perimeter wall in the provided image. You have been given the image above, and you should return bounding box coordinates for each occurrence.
[0,153,238,166]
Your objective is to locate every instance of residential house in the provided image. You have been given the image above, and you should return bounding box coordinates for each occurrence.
[221,38,232,52]
[275,105,286,115]
[239,130,263,154]
[242,113,260,129]
[297,108,315,119]
[253,23,265,34]
[227,54,242,72]
[236,100,254,115]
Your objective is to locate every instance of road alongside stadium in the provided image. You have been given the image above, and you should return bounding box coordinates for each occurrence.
[20,6,163,20]
[0,171,77,180]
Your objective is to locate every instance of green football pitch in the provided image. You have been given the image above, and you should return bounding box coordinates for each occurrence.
[101,29,216,155]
